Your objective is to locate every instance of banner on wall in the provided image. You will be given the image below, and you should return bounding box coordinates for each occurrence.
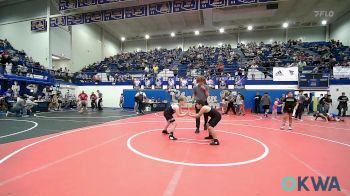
[133,78,141,89]
[333,66,350,79]
[273,67,299,81]
[228,0,257,5]
[149,1,172,15]
[98,0,124,4]
[104,8,124,21]
[59,0,76,11]
[77,0,97,7]
[218,77,228,89]
[31,20,47,32]
[179,77,188,89]
[55,0,279,26]
[173,0,198,13]
[50,16,67,27]
[143,78,153,89]
[155,77,163,89]
[206,76,216,89]
[84,11,103,23]
[167,77,175,89]
[200,0,227,9]
[234,75,246,89]
[67,14,84,25]
[125,5,148,18]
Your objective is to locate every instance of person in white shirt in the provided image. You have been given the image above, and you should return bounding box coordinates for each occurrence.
[11,81,20,98]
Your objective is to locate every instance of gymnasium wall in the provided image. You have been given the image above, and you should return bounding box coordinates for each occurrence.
[50,26,72,60]
[70,24,120,72]
[0,0,49,67]
[330,11,350,46]
[74,85,133,108]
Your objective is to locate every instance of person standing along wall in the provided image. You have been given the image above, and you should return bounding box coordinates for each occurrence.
[260,92,271,118]
[97,90,103,111]
[294,91,305,120]
[254,92,261,113]
[337,92,348,117]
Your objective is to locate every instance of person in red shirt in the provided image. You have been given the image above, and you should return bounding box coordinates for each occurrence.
[90,92,97,111]
[78,91,88,113]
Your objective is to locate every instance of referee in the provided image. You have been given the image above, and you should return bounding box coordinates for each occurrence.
[192,76,209,134]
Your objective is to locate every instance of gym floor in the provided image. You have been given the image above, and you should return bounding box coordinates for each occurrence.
[0,109,349,195]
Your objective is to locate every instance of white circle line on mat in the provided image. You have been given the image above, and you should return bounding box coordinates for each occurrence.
[0,119,38,139]
[127,128,269,167]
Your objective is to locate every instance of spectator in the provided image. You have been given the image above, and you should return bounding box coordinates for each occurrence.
[337,92,348,117]
[97,90,103,111]
[6,96,28,117]
[254,92,261,113]
[119,93,124,111]
[90,92,97,111]
[78,90,88,113]
[324,94,333,113]
[260,92,271,117]
[294,91,306,120]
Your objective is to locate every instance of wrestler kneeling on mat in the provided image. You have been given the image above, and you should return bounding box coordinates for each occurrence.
[314,111,344,122]
[189,100,221,145]
[162,97,188,140]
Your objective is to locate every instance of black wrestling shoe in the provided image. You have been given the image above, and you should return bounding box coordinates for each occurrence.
[195,128,200,134]
[210,139,220,145]
[205,135,213,140]
[169,133,177,140]
[162,130,169,134]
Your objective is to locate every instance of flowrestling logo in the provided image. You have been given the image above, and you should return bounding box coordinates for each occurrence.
[282,176,341,192]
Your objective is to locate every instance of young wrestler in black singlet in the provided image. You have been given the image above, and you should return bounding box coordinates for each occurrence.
[163,97,188,140]
[189,100,221,145]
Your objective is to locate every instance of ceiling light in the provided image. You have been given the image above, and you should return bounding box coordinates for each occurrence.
[145,34,150,39]
[247,25,253,31]
[52,55,60,60]
[282,22,289,28]
[170,32,175,37]
[121,37,125,41]
[194,30,199,35]
[321,20,327,25]
[219,28,225,33]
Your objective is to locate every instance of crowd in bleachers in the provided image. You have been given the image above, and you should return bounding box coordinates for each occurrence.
[2,37,350,84]
[0,39,50,79]
[239,39,350,79]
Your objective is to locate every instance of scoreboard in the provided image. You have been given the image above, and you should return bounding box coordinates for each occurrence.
[298,74,329,89]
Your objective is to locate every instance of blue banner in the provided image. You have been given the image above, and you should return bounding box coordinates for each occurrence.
[77,0,97,7]
[173,0,198,13]
[125,5,148,18]
[84,11,103,23]
[149,1,172,16]
[31,20,47,32]
[228,0,257,5]
[103,8,124,21]
[59,0,76,11]
[98,0,124,4]
[67,14,84,25]
[50,16,66,27]
[258,0,277,2]
[200,0,227,9]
